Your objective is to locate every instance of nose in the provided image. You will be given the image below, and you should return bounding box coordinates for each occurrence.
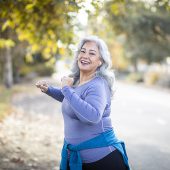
[81,52,89,59]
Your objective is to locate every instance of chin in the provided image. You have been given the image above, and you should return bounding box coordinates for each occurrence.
[79,68,90,72]
[78,64,89,71]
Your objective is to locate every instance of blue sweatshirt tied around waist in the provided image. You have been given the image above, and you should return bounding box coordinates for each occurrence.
[60,129,130,170]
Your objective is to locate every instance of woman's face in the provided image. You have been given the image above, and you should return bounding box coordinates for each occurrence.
[77,41,102,74]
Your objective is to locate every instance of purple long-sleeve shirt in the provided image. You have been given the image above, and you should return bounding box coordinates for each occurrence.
[46,76,115,163]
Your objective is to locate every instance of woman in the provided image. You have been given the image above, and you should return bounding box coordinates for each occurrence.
[36,35,130,170]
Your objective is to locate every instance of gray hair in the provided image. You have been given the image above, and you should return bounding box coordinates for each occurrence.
[69,35,115,96]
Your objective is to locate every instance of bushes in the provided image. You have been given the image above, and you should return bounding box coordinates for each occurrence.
[125,72,144,83]
[144,71,161,85]
[156,74,170,88]
[124,70,170,89]
[144,71,170,88]
[18,63,54,82]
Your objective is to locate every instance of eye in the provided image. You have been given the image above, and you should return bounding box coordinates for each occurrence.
[80,50,85,53]
[89,53,95,56]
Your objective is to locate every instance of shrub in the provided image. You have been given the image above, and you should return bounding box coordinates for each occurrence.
[156,74,170,88]
[144,71,161,85]
[126,72,144,83]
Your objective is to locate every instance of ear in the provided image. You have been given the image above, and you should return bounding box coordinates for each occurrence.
[99,61,102,66]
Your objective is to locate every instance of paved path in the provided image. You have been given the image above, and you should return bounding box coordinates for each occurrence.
[0,82,63,170]
[0,80,170,170]
[111,82,170,170]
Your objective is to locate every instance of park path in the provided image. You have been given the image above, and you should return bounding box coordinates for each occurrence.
[1,78,170,170]
[111,81,170,170]
[0,79,64,170]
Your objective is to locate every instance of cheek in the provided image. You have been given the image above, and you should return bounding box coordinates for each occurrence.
[77,54,82,59]
[92,58,100,65]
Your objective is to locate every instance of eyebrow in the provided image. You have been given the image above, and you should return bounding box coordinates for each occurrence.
[81,48,97,53]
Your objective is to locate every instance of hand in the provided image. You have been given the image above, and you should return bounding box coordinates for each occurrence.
[61,76,74,88]
[35,80,49,93]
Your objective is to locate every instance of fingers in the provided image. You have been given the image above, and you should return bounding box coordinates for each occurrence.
[35,83,41,88]
[61,76,74,87]
[35,80,48,92]
[61,76,67,82]
[35,81,47,87]
[40,84,47,90]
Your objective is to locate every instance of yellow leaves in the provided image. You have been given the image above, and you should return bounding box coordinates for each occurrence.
[25,53,34,63]
[110,2,125,16]
[47,30,55,39]
[2,20,15,31]
[45,57,55,67]
[111,4,120,15]
[25,3,35,11]
[42,17,48,24]
[109,40,128,70]
[31,44,40,52]
[18,31,29,41]
[59,47,65,56]
[0,0,79,63]
[27,23,35,31]
[49,18,64,27]
[17,30,36,45]
[0,39,15,48]
[17,26,36,44]
[11,9,21,23]
[43,40,57,57]
[44,48,51,56]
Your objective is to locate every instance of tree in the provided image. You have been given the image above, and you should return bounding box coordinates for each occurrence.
[87,9,129,71]
[0,0,87,88]
[104,0,170,71]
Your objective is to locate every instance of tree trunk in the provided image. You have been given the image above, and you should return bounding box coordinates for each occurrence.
[132,56,138,72]
[3,47,13,88]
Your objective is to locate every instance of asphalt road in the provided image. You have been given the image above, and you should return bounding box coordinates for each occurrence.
[111,82,170,170]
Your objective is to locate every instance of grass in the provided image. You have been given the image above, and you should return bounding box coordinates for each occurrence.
[0,85,13,121]
[0,81,37,121]
[0,79,55,122]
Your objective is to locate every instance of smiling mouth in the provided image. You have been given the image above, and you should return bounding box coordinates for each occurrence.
[80,60,90,65]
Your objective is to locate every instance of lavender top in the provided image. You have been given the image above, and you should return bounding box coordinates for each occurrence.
[46,76,115,163]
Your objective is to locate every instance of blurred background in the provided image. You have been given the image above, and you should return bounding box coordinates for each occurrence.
[0,0,170,170]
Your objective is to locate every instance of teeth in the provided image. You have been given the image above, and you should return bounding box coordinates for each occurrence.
[81,60,90,64]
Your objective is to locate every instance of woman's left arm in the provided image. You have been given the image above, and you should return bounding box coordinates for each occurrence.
[61,80,108,124]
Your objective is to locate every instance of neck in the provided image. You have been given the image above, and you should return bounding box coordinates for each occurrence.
[79,72,96,85]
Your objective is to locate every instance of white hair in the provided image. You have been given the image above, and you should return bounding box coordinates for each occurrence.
[69,35,115,96]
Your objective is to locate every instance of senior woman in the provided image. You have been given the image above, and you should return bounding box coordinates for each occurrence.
[36,35,130,170]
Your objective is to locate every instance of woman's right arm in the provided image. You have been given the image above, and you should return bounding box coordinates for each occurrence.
[36,81,64,102]
[46,86,64,102]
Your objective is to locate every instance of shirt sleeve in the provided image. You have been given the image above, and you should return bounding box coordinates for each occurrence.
[46,86,64,102]
[61,79,108,124]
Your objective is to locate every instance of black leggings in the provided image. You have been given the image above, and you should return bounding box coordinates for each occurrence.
[67,149,127,170]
